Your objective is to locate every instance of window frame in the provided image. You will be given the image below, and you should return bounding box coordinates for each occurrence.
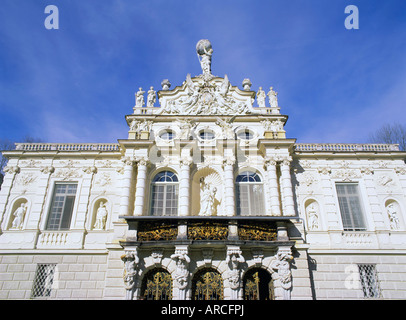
[150,171,179,216]
[45,182,78,231]
[159,130,175,140]
[237,130,254,141]
[335,182,367,231]
[198,130,216,141]
[235,171,265,216]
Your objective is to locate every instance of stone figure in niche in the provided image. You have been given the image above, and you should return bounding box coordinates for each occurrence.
[270,249,293,300]
[121,250,139,300]
[198,177,217,216]
[196,39,213,75]
[11,202,27,229]
[94,201,108,230]
[147,86,156,108]
[170,249,191,299]
[256,87,266,108]
[226,249,245,296]
[387,203,400,230]
[135,87,145,108]
[306,202,319,230]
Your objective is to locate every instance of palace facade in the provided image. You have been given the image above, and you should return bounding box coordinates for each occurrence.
[1,40,406,300]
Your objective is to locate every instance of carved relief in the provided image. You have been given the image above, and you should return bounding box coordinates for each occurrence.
[121,250,139,300]
[270,248,293,300]
[226,247,245,298]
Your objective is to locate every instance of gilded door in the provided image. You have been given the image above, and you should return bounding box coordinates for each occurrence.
[192,268,223,300]
[141,268,172,300]
[243,268,273,300]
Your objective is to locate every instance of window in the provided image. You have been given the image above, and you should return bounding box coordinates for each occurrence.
[237,130,254,140]
[199,130,215,140]
[159,130,175,140]
[358,264,381,298]
[236,171,264,216]
[31,264,56,298]
[150,171,179,216]
[46,183,77,230]
[336,183,366,231]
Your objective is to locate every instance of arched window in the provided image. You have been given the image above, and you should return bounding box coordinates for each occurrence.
[150,171,179,216]
[236,171,264,216]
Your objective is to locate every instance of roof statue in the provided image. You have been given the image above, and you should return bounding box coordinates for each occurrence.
[154,39,258,116]
[196,39,213,76]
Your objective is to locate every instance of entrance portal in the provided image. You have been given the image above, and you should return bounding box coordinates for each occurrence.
[243,268,274,300]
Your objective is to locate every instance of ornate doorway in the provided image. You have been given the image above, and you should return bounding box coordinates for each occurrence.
[243,268,274,300]
[192,268,223,300]
[141,268,172,300]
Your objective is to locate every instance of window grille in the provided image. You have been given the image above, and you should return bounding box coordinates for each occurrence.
[358,264,381,298]
[336,183,366,231]
[46,183,77,230]
[31,264,56,298]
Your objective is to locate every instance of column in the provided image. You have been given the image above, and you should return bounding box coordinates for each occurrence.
[179,157,192,216]
[119,157,135,216]
[133,157,148,216]
[223,156,235,216]
[280,157,295,216]
[265,157,281,216]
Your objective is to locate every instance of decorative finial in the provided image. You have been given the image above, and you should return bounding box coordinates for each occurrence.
[161,79,171,91]
[242,78,252,91]
[196,39,213,75]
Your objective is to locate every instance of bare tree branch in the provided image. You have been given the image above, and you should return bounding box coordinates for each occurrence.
[368,123,406,151]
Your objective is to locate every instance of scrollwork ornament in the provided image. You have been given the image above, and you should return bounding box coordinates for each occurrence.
[3,165,20,175]
[82,166,97,174]
[180,156,193,167]
[40,166,55,175]
[135,156,149,167]
[121,156,135,167]
[222,155,235,167]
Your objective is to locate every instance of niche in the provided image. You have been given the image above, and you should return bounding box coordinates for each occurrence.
[8,198,28,230]
[91,198,109,230]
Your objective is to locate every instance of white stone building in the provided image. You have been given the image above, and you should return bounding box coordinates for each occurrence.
[1,39,406,300]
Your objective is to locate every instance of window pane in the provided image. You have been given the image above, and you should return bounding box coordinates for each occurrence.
[151,172,179,216]
[336,183,366,230]
[46,184,77,230]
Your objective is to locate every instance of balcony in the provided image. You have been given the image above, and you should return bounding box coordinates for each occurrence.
[119,216,298,249]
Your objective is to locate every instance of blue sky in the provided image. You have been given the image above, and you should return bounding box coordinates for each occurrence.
[0,0,405,144]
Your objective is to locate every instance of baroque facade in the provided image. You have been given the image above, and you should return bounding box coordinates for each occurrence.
[1,39,406,300]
